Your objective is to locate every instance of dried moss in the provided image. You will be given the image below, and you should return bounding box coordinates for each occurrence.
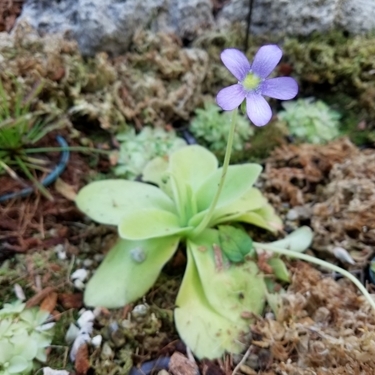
[0,23,213,134]
[251,263,375,374]
[262,138,375,266]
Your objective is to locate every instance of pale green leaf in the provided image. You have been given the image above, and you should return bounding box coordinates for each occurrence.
[0,340,13,363]
[269,226,313,252]
[211,187,266,225]
[189,229,266,323]
[189,187,266,228]
[267,258,290,282]
[196,164,262,212]
[76,179,176,226]
[168,145,218,193]
[0,319,12,337]
[142,156,173,198]
[84,236,179,308]
[265,291,283,316]
[0,301,25,316]
[8,356,29,373]
[30,331,52,348]
[167,145,218,222]
[19,309,36,326]
[175,246,248,359]
[35,347,47,363]
[118,208,189,240]
[237,203,283,232]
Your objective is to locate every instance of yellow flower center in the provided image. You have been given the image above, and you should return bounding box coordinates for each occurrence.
[242,72,261,90]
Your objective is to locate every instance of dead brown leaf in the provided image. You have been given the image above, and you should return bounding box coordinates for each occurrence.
[58,293,83,309]
[75,344,90,375]
[55,178,77,201]
[40,291,58,313]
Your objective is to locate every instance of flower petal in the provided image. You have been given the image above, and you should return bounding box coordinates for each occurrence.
[261,77,298,100]
[251,45,282,79]
[246,93,272,126]
[216,84,246,111]
[220,48,251,81]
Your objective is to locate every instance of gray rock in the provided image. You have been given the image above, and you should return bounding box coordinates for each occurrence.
[337,0,375,34]
[17,0,214,56]
[218,0,375,36]
[16,0,375,56]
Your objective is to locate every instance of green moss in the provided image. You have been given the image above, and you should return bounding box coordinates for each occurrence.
[283,31,375,145]
[190,101,253,163]
[245,121,287,162]
[278,98,341,144]
[113,126,187,179]
[47,312,75,371]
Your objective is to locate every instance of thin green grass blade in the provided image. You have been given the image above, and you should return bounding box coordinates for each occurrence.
[14,156,54,201]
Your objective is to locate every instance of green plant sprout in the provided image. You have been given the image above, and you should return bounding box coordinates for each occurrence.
[0,301,54,375]
[75,45,375,359]
[113,126,187,180]
[0,79,66,200]
[190,101,253,161]
[0,78,111,201]
[278,98,341,143]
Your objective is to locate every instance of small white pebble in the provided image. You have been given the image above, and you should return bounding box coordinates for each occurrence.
[65,323,80,344]
[265,312,275,320]
[78,322,93,336]
[83,259,94,267]
[43,367,69,375]
[71,268,88,282]
[333,247,355,265]
[132,304,149,317]
[14,283,26,301]
[73,279,85,290]
[54,244,67,260]
[286,209,299,221]
[77,310,95,328]
[53,243,64,253]
[70,332,91,362]
[94,254,104,262]
[91,335,102,347]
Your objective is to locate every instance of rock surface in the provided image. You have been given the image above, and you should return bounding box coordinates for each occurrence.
[17,0,375,55]
[17,0,214,55]
[218,0,375,36]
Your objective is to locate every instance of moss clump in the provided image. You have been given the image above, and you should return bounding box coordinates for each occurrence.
[283,31,375,144]
[113,127,187,179]
[0,23,212,135]
[278,98,341,144]
[190,101,253,163]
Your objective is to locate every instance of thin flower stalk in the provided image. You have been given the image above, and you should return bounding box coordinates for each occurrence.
[254,242,375,311]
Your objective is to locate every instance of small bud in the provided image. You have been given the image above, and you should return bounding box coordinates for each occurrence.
[332,247,355,265]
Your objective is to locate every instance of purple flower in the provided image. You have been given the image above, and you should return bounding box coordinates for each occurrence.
[216,45,298,126]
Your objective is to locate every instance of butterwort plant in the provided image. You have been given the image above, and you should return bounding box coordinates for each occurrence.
[75,45,375,360]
